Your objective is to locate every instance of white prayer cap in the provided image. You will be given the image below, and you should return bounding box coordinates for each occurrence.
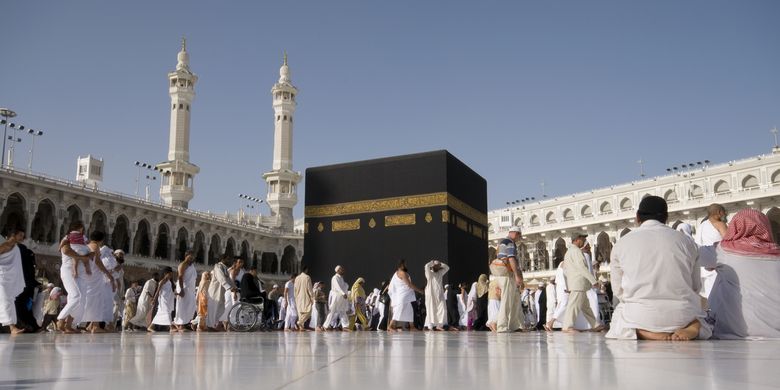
[509,226,522,233]
[114,249,125,256]
[444,284,450,289]
[335,265,343,273]
[273,284,279,288]
[46,283,54,288]
[432,260,441,266]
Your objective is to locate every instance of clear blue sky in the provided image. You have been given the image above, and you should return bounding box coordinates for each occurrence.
[2,1,779,217]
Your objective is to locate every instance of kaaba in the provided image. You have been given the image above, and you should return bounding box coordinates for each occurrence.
[303,150,488,289]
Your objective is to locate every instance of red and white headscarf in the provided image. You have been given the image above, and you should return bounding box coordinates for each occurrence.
[719,209,780,257]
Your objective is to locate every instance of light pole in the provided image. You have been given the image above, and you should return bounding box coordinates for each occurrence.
[540,181,547,198]
[238,193,264,223]
[144,175,157,202]
[5,135,21,168]
[637,159,645,178]
[26,129,43,172]
[771,127,778,150]
[134,161,160,198]
[0,108,16,168]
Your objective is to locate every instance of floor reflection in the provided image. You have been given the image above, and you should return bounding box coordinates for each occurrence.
[0,332,777,389]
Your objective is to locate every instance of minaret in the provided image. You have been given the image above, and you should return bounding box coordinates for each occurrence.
[263,51,301,231]
[157,38,200,209]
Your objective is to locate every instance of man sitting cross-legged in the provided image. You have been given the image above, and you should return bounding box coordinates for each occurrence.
[606,196,712,341]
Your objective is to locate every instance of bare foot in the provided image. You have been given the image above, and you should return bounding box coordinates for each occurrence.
[487,323,497,332]
[590,325,606,332]
[671,321,700,341]
[636,329,672,340]
[434,327,445,331]
[562,328,581,333]
[10,326,26,335]
[147,327,156,333]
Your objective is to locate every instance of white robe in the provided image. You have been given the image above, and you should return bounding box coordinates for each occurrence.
[324,274,350,328]
[545,283,557,323]
[129,279,156,327]
[173,264,197,325]
[695,220,723,298]
[389,272,416,323]
[98,247,118,323]
[700,246,780,339]
[151,282,174,326]
[57,243,90,323]
[206,263,234,327]
[0,243,24,326]
[423,261,449,327]
[456,292,468,327]
[283,280,297,329]
[552,265,598,329]
[607,220,712,340]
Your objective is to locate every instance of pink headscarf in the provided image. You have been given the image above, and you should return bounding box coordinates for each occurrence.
[719,209,780,257]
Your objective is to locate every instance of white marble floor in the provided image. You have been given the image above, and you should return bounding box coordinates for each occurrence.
[0,331,778,390]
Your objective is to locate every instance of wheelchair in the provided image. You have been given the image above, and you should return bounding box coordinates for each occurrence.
[227,297,265,332]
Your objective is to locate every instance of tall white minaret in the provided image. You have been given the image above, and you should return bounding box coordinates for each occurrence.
[263,52,301,231]
[157,38,200,209]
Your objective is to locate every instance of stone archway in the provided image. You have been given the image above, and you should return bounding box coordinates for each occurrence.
[59,205,82,240]
[133,219,152,257]
[240,240,250,261]
[261,252,278,274]
[30,199,57,243]
[89,210,108,238]
[766,208,780,245]
[154,223,170,259]
[225,237,236,258]
[0,193,27,236]
[208,234,221,265]
[111,215,130,253]
[175,227,188,261]
[595,231,612,265]
[281,245,297,274]
[553,237,567,268]
[194,231,206,263]
[535,241,549,270]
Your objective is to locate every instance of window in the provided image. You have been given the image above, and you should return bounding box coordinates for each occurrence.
[742,175,759,190]
[581,205,593,217]
[620,198,632,211]
[690,185,704,199]
[714,180,730,194]
[179,104,183,109]
[563,208,574,221]
[501,216,510,223]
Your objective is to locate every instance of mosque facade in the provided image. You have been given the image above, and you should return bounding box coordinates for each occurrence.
[0,41,303,283]
[488,150,780,283]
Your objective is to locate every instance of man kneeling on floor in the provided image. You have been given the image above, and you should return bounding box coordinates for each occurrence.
[606,196,712,341]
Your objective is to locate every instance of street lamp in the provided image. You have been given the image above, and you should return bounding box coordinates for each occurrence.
[0,108,16,168]
[26,129,43,172]
[238,193,264,223]
[771,127,779,150]
[144,175,157,202]
[637,159,645,177]
[134,161,161,197]
[5,135,21,168]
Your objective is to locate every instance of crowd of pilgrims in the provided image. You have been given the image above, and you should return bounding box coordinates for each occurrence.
[1,196,779,339]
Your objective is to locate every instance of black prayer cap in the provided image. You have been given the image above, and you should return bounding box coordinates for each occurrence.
[637,196,668,221]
